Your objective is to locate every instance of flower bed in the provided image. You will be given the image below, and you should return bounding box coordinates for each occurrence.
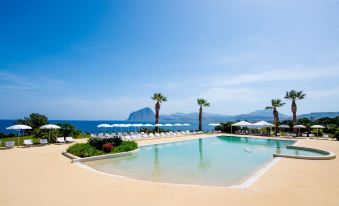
[66,137,138,158]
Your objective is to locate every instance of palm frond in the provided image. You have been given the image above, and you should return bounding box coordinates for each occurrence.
[197,98,210,107]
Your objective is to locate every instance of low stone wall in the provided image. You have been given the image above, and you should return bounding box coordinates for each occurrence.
[273,145,336,160]
[62,149,139,163]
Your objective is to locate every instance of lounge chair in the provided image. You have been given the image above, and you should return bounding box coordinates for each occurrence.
[5,141,15,148]
[155,133,160,138]
[65,137,74,142]
[149,133,155,138]
[23,139,33,147]
[40,139,48,145]
[56,137,65,144]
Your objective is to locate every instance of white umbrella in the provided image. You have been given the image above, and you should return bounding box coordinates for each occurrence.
[279,125,290,128]
[231,121,252,133]
[231,121,252,127]
[111,124,120,133]
[293,125,306,135]
[119,124,129,132]
[143,124,153,133]
[208,123,221,126]
[164,123,174,131]
[155,124,163,126]
[97,124,112,128]
[154,124,164,132]
[174,123,182,126]
[40,124,61,143]
[181,123,191,132]
[6,124,32,147]
[132,124,143,132]
[294,125,306,129]
[253,121,274,128]
[310,125,325,129]
[97,124,112,134]
[311,125,325,137]
[40,124,60,129]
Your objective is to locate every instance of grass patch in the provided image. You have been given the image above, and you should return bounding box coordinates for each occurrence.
[0,135,37,147]
[66,141,138,158]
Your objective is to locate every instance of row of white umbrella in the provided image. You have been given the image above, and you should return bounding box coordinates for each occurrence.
[230,120,325,135]
[97,123,191,128]
[97,123,192,133]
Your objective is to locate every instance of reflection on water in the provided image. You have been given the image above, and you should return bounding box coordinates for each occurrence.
[198,138,209,169]
[153,145,161,177]
[85,136,297,187]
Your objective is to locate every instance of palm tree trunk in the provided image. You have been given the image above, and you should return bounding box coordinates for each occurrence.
[155,102,160,131]
[292,100,297,133]
[199,106,202,131]
[273,108,279,136]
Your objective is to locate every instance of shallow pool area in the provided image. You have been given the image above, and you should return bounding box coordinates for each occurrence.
[85,136,299,187]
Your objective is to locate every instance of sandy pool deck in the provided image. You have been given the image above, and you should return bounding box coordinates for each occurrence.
[1,134,339,206]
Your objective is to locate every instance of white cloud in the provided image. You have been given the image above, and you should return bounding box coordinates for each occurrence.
[210,66,339,86]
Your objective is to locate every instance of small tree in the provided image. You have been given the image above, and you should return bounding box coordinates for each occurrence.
[16,113,48,129]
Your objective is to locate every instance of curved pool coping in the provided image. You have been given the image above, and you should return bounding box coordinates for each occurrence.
[273,145,336,160]
[62,149,140,163]
[62,136,336,189]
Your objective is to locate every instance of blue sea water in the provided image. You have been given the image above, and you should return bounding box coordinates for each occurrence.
[0,119,215,134]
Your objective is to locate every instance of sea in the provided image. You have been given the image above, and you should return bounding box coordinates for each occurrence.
[0,120,216,134]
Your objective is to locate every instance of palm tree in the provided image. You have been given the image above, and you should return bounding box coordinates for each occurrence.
[197,98,210,131]
[265,99,285,136]
[284,90,306,132]
[151,93,167,129]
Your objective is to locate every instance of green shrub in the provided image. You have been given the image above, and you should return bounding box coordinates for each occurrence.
[67,141,138,157]
[66,143,103,158]
[88,136,122,149]
[334,129,339,141]
[112,141,138,153]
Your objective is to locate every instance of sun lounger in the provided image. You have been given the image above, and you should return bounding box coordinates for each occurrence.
[149,133,155,138]
[56,137,65,144]
[155,133,160,138]
[66,137,74,142]
[40,139,48,145]
[23,139,33,147]
[124,135,132,140]
[5,141,15,148]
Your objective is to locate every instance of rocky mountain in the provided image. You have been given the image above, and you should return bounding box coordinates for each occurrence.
[126,107,339,122]
[298,112,339,120]
[127,107,155,121]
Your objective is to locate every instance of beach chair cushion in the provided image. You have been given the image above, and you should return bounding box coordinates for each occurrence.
[23,139,33,146]
[56,137,65,143]
[40,139,48,144]
[66,137,74,142]
[5,141,15,148]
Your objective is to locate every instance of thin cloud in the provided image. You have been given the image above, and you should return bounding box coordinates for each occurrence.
[211,66,339,86]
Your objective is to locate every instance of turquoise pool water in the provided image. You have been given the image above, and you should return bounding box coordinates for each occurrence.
[85,136,296,187]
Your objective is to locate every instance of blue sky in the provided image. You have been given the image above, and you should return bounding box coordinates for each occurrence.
[1,0,339,120]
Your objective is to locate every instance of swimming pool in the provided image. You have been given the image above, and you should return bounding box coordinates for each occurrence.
[84,136,299,187]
